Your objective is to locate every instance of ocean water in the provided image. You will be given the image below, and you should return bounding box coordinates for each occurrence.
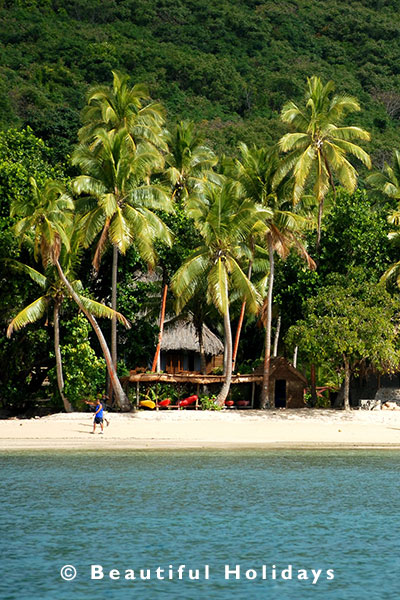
[0,450,399,600]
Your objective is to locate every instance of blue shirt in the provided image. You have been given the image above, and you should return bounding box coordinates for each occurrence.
[95,402,104,418]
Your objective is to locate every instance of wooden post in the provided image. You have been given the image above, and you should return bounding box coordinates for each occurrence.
[136,381,139,408]
[152,283,168,372]
[251,382,255,408]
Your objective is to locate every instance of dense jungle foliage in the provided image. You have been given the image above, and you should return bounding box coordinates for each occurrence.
[1,0,400,159]
[2,1,400,413]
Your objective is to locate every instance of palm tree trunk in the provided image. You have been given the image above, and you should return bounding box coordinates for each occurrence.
[261,237,274,409]
[316,199,324,252]
[151,283,168,372]
[273,314,281,357]
[54,302,72,413]
[111,244,118,370]
[232,262,252,372]
[293,345,298,368]
[54,259,131,411]
[344,357,350,411]
[216,284,233,406]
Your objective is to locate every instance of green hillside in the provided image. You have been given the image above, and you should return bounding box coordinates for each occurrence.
[1,0,400,159]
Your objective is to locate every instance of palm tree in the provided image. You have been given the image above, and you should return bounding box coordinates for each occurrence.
[369,151,400,287]
[10,177,132,411]
[6,260,72,412]
[171,179,264,405]
[367,149,400,204]
[165,120,218,203]
[77,71,169,380]
[6,253,122,412]
[150,121,218,372]
[79,70,167,153]
[72,128,173,376]
[277,75,371,249]
[232,143,315,408]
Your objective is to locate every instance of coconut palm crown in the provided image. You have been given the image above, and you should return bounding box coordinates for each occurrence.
[79,70,167,153]
[72,127,173,270]
[164,120,218,203]
[277,75,371,247]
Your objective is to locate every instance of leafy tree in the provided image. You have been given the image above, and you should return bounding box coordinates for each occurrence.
[0,128,66,412]
[3,2,400,155]
[6,260,73,412]
[277,75,371,249]
[5,223,117,412]
[74,71,170,375]
[319,188,393,280]
[286,275,400,410]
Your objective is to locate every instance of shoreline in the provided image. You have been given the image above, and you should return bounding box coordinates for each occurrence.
[1,409,400,450]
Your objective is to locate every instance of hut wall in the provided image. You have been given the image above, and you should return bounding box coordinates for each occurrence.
[206,353,224,374]
[161,350,213,374]
[286,380,306,408]
[268,363,306,408]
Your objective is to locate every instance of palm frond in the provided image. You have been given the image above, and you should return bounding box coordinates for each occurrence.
[171,249,210,313]
[208,258,229,315]
[7,296,48,337]
[227,257,261,314]
[4,259,47,288]
[330,139,371,168]
[79,296,131,328]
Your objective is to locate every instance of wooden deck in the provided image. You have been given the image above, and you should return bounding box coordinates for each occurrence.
[124,371,263,384]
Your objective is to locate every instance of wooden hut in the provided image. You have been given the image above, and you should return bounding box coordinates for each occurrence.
[160,314,224,374]
[254,357,307,408]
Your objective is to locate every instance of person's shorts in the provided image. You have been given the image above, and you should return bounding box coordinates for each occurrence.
[94,417,103,424]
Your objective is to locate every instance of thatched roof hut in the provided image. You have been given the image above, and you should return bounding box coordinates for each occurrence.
[161,314,224,354]
[159,314,223,374]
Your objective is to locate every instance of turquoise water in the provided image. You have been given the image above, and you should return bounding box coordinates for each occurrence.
[1,450,399,600]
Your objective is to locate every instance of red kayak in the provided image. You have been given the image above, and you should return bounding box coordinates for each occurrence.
[179,395,198,407]
[158,398,171,407]
[236,400,250,407]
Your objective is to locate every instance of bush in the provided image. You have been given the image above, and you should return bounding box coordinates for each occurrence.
[200,394,221,410]
[48,314,106,410]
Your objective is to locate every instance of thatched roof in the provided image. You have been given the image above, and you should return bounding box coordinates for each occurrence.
[161,314,224,355]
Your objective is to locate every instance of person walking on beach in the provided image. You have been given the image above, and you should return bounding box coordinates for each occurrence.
[85,397,105,434]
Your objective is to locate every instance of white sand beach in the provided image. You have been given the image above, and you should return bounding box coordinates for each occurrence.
[1,409,400,450]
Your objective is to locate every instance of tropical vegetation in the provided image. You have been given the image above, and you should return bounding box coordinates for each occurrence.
[2,1,400,413]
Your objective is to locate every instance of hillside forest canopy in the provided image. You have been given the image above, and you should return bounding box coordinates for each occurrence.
[2,0,400,413]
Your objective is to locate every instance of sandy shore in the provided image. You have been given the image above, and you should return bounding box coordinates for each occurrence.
[1,409,400,450]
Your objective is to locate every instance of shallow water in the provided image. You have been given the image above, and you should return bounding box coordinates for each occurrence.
[1,450,399,599]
